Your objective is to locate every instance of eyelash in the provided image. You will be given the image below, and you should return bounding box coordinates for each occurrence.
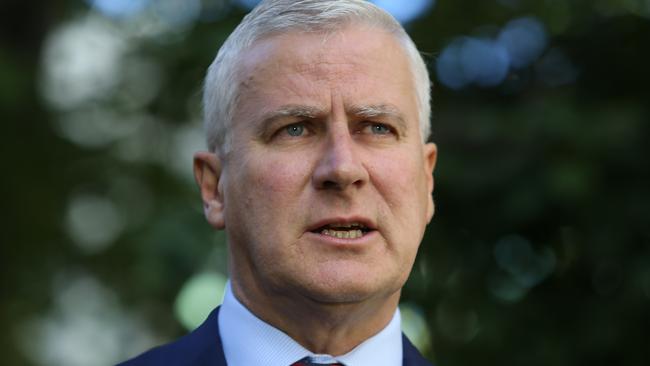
[354,121,399,139]
[267,122,310,141]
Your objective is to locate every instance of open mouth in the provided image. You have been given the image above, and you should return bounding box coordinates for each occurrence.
[311,223,374,239]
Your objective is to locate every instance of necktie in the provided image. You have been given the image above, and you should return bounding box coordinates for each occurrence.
[291,356,344,366]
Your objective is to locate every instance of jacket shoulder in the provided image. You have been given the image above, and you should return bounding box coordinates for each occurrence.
[117,308,226,366]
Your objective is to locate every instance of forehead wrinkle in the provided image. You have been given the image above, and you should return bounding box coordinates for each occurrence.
[292,60,360,85]
[239,65,321,109]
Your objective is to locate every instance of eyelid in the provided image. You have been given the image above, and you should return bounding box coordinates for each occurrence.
[357,121,398,136]
[271,120,313,140]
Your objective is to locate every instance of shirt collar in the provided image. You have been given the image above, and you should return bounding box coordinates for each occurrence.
[218,281,402,366]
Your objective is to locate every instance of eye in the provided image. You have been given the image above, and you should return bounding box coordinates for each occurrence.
[285,123,305,137]
[359,122,394,136]
[369,123,391,135]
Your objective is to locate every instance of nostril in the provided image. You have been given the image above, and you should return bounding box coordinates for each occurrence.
[312,151,368,190]
[322,180,339,189]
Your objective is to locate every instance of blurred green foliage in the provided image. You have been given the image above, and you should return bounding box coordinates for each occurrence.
[1,0,649,365]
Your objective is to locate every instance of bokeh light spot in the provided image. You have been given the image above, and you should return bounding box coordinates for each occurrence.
[174,272,227,331]
[40,15,127,110]
[437,37,510,89]
[494,235,556,288]
[435,38,471,90]
[371,0,435,24]
[460,37,510,87]
[54,107,143,149]
[437,17,549,90]
[435,299,480,343]
[116,56,164,111]
[233,0,261,10]
[497,17,547,68]
[65,194,125,254]
[153,0,202,27]
[399,302,432,353]
[170,123,207,182]
[85,0,150,19]
[487,273,529,303]
[233,0,434,23]
[19,274,156,366]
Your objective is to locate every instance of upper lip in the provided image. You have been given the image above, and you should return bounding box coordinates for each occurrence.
[307,216,377,232]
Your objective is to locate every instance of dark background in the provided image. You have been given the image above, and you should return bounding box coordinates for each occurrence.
[2,0,649,365]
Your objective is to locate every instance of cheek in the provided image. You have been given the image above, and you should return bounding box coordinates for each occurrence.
[367,150,430,234]
[369,151,425,204]
[229,152,312,223]
[252,157,309,197]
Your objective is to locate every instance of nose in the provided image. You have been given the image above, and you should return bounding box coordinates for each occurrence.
[312,125,368,191]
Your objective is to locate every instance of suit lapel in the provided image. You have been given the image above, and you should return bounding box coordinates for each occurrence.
[190,307,227,366]
[402,334,433,366]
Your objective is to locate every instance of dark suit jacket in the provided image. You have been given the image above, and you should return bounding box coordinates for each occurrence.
[118,307,432,366]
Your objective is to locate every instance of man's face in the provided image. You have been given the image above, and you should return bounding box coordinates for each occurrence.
[209,25,436,305]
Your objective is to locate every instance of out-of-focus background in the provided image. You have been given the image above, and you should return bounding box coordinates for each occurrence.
[2,0,649,365]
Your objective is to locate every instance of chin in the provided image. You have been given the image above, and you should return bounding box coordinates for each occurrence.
[298,273,403,305]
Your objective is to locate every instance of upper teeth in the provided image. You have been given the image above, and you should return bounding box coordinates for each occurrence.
[329,223,363,229]
[321,228,364,239]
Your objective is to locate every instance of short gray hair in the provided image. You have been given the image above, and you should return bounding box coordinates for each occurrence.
[202,0,431,154]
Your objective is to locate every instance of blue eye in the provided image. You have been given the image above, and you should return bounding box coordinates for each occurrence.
[286,124,304,137]
[370,124,391,135]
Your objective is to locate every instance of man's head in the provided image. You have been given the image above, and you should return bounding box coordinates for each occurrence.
[194,0,436,316]
[203,0,432,155]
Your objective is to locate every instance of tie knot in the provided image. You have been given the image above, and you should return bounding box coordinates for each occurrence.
[291,355,344,366]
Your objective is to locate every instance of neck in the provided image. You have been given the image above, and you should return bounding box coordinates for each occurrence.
[230,278,401,356]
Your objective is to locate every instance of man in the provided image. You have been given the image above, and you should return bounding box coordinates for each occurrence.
[120,0,437,365]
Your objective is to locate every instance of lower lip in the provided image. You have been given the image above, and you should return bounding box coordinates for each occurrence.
[305,230,379,246]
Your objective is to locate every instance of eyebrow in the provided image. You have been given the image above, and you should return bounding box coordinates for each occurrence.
[255,105,323,136]
[260,105,323,123]
[348,104,408,133]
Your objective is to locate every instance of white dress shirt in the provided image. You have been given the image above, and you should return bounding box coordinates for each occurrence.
[218,282,403,366]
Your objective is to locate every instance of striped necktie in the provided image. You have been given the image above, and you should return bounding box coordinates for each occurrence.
[291,356,344,366]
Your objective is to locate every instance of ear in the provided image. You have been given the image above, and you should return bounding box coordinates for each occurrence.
[423,143,438,223]
[193,151,225,230]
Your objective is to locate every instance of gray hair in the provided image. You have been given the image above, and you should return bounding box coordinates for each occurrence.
[202,0,431,154]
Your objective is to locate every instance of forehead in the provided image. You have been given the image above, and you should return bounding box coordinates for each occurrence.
[233,25,417,115]
[242,26,402,71]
